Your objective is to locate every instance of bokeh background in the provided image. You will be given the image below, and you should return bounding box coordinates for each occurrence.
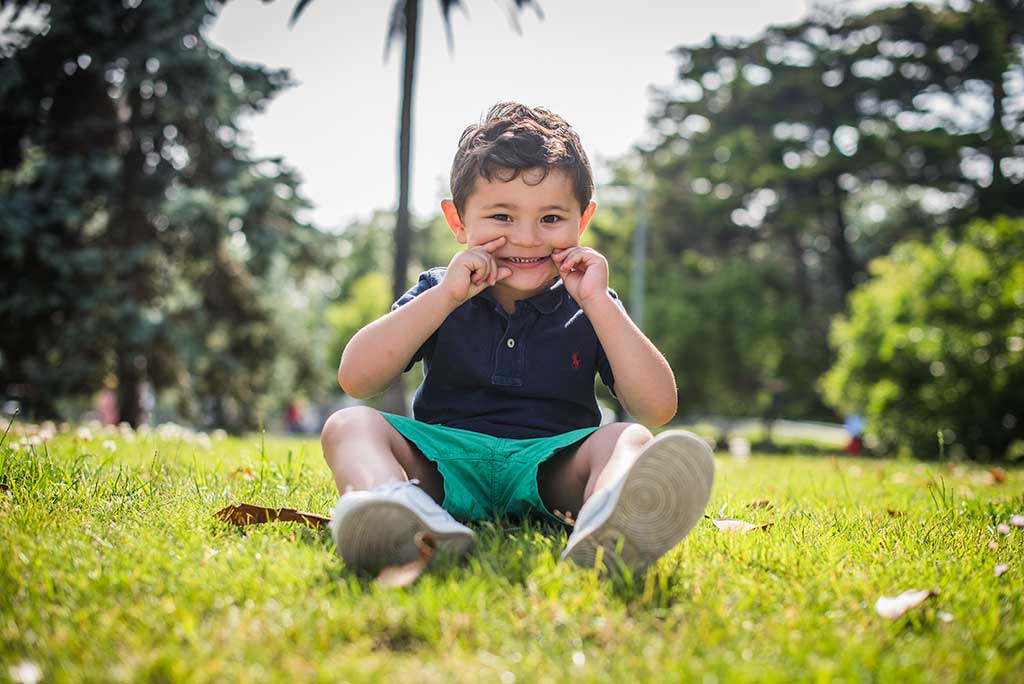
[1,0,1021,460]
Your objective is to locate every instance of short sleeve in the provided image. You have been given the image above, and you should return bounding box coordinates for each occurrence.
[595,287,628,396]
[391,268,446,372]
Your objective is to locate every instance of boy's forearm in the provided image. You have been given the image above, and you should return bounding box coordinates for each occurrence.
[582,293,678,427]
[338,287,457,398]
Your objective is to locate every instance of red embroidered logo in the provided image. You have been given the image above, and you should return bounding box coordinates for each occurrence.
[571,352,581,369]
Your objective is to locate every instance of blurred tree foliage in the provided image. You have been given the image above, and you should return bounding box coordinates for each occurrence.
[0,0,336,429]
[634,0,1023,420]
[822,216,1024,461]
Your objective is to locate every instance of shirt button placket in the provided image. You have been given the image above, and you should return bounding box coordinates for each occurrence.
[491,309,526,386]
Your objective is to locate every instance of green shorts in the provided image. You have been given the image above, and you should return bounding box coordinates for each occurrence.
[381,412,598,524]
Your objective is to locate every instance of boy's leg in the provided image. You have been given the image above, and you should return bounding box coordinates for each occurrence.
[537,423,653,519]
[320,405,444,502]
[321,406,473,572]
[538,422,714,571]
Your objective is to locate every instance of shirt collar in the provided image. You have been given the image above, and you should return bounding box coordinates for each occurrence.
[475,278,566,315]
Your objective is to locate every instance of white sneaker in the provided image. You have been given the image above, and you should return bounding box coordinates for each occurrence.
[561,430,715,573]
[329,480,475,573]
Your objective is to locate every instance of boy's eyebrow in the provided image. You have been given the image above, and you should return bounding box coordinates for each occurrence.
[479,202,572,212]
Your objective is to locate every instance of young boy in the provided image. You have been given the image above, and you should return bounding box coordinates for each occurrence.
[322,102,714,574]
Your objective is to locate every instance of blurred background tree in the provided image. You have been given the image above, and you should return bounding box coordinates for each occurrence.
[626,0,1022,428]
[822,216,1024,461]
[0,0,335,430]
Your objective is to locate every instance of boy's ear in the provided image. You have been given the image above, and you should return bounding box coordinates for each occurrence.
[441,199,468,244]
[578,200,597,238]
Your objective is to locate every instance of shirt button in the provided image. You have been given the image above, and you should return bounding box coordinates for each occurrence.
[506,338,515,349]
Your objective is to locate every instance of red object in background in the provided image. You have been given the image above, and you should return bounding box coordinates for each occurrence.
[97,389,118,425]
[844,436,863,455]
[286,402,303,433]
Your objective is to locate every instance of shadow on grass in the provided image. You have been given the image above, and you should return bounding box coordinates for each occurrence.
[211,508,700,614]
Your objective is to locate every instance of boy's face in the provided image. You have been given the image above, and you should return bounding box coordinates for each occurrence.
[441,168,597,303]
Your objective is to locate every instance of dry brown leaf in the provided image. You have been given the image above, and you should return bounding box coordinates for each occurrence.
[887,508,905,517]
[214,503,330,529]
[229,467,257,481]
[376,532,436,588]
[995,563,1009,577]
[875,589,937,619]
[990,467,1007,484]
[711,518,773,533]
[747,499,773,509]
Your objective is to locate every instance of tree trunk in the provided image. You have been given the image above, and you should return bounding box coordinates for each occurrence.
[111,91,148,426]
[116,349,141,427]
[384,0,420,417]
[829,177,857,299]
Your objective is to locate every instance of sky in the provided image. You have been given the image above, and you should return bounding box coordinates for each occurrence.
[208,0,900,230]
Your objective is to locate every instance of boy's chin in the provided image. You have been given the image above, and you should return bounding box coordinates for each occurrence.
[495,275,559,299]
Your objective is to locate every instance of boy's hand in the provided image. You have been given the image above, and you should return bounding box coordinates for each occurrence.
[439,236,514,305]
[552,246,609,306]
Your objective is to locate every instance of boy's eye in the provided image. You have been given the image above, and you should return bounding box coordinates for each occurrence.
[487,214,563,224]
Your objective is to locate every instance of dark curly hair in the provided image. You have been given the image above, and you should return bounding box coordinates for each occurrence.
[450,102,594,215]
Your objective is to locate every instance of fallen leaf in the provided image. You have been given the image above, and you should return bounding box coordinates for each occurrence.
[376,532,435,588]
[710,517,773,533]
[875,589,937,619]
[229,467,257,481]
[747,499,773,509]
[214,503,330,529]
[1011,514,1024,528]
[995,563,1009,577]
[997,523,1011,535]
[887,508,905,517]
[990,467,1007,483]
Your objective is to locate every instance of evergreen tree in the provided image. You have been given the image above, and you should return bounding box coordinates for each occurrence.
[0,0,333,428]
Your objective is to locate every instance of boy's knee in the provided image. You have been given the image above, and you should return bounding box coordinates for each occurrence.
[580,423,653,473]
[603,422,654,446]
[321,406,386,446]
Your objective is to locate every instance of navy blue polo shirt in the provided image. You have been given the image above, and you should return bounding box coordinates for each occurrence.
[392,267,624,439]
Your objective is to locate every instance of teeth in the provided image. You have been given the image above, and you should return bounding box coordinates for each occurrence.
[508,257,544,263]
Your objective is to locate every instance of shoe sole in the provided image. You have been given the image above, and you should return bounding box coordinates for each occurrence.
[562,430,715,572]
[335,501,475,574]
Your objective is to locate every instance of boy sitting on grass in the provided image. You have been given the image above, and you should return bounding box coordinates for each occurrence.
[322,102,714,574]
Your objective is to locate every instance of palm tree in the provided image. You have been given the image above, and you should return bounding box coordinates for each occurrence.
[290,0,540,414]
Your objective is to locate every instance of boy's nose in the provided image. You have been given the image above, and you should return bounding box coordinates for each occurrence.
[507,223,544,246]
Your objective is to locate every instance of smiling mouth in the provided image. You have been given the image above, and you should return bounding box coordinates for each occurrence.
[503,256,548,263]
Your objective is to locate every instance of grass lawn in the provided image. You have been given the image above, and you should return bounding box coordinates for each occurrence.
[2,422,1022,683]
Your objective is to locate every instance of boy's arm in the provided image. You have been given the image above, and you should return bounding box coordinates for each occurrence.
[338,236,512,398]
[338,286,458,399]
[583,293,678,427]
[552,246,677,427]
